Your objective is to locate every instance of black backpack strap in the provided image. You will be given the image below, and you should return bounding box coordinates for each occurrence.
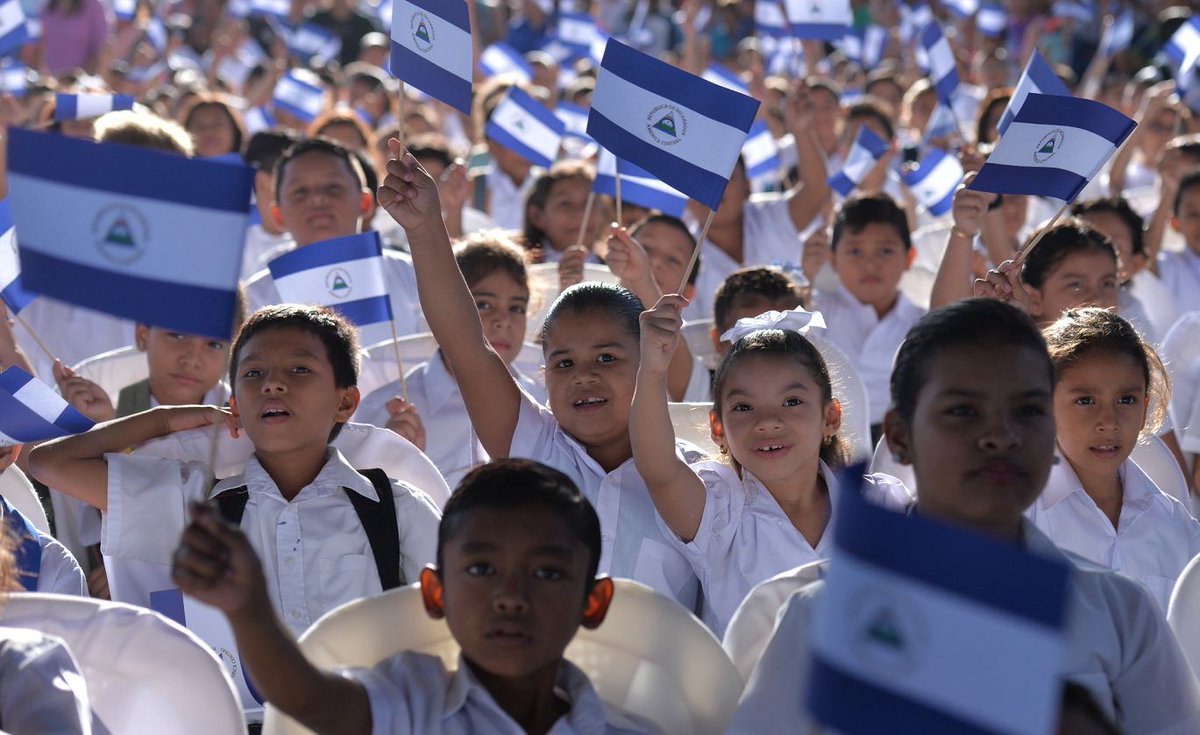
[213,485,249,526]
[345,468,402,590]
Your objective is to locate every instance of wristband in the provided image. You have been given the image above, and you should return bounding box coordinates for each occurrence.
[951,228,975,241]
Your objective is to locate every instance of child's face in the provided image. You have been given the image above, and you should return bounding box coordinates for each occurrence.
[714,294,803,357]
[274,151,368,247]
[528,177,596,252]
[137,326,229,406]
[230,327,358,458]
[887,344,1055,535]
[543,311,639,455]
[471,271,529,365]
[635,222,695,296]
[1174,184,1200,256]
[187,106,237,158]
[434,505,600,681]
[831,223,910,311]
[713,354,838,488]
[1053,351,1146,479]
[1027,252,1119,323]
[1080,210,1140,278]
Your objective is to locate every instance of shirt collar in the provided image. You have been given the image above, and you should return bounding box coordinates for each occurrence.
[1038,455,1088,510]
[210,447,377,501]
[443,655,612,733]
[1039,454,1163,511]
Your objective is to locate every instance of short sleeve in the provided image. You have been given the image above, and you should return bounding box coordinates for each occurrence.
[0,630,93,735]
[508,386,562,463]
[102,453,209,564]
[661,463,745,569]
[339,652,448,735]
[36,536,87,597]
[392,481,442,583]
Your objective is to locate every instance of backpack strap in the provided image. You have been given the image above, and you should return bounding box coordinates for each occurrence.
[0,496,41,592]
[213,486,250,526]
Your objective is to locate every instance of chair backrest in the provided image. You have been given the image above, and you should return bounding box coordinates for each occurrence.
[1162,313,1200,451]
[723,561,826,682]
[808,335,872,462]
[682,319,719,371]
[359,335,543,402]
[1130,436,1191,509]
[1169,555,1200,680]
[70,347,148,405]
[262,580,742,735]
[669,402,717,455]
[0,593,244,735]
[869,436,916,490]
[0,466,51,535]
[525,262,621,336]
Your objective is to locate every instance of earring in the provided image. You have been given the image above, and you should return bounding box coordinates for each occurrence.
[718,445,728,455]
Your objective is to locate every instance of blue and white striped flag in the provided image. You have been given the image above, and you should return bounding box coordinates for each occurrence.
[485,86,565,168]
[0,200,33,314]
[862,24,888,69]
[806,466,1070,735]
[785,0,850,40]
[288,23,341,65]
[742,121,780,180]
[977,4,1007,37]
[903,148,962,216]
[755,0,788,39]
[272,71,325,123]
[1100,9,1134,57]
[113,0,135,21]
[144,17,167,53]
[588,39,760,210]
[389,0,472,115]
[998,51,1070,135]
[0,0,28,57]
[944,0,978,18]
[243,105,274,135]
[555,102,592,142]
[479,42,532,83]
[54,93,135,121]
[1163,17,1200,93]
[900,2,933,44]
[923,103,958,143]
[921,23,960,105]
[0,59,24,98]
[593,149,687,218]
[557,12,603,59]
[248,0,288,20]
[828,125,889,198]
[0,367,94,447]
[23,17,37,44]
[7,129,253,340]
[702,63,749,94]
[970,93,1135,204]
[269,232,394,327]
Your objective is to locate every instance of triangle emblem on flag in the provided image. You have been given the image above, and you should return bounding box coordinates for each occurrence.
[653,114,677,137]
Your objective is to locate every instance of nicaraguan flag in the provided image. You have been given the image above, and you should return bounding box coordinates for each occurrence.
[54,93,135,121]
[903,148,962,216]
[479,42,532,83]
[0,367,94,446]
[923,103,957,143]
[0,58,24,98]
[0,199,34,314]
[900,2,932,44]
[0,0,28,57]
[970,93,1135,203]
[588,39,760,210]
[243,106,274,135]
[486,86,565,168]
[702,63,748,94]
[557,12,602,58]
[389,0,472,114]
[593,149,688,218]
[1100,9,1134,57]
[248,0,288,20]
[785,0,850,40]
[943,0,978,18]
[288,23,341,64]
[113,0,135,21]
[269,232,394,327]
[555,102,592,142]
[828,125,889,198]
[1164,17,1200,93]
[806,467,1070,735]
[998,51,1070,135]
[920,23,959,105]
[742,121,780,180]
[977,4,1007,37]
[374,0,392,30]
[272,71,325,123]
[7,129,252,340]
[755,0,788,38]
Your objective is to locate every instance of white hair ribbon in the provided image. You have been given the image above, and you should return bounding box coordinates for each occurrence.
[719,308,827,344]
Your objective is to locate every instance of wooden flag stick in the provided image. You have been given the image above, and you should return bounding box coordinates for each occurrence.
[388,318,407,402]
[1014,200,1072,266]
[575,191,596,250]
[614,166,623,225]
[946,102,968,148]
[678,208,715,294]
[12,311,55,367]
[397,81,407,152]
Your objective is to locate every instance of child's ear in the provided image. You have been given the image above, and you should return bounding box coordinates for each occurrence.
[824,399,843,439]
[358,190,372,215]
[709,410,727,453]
[580,576,614,629]
[683,283,696,303]
[419,567,445,619]
[0,444,21,472]
[271,203,284,229]
[1171,215,1181,233]
[336,385,361,422]
[228,396,240,420]
[905,246,917,270]
[882,409,913,466]
[134,324,150,352]
[1025,286,1044,320]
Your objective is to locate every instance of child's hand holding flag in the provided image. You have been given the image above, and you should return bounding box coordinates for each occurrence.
[378,140,444,241]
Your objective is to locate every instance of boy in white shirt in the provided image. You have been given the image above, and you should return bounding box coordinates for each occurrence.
[171,458,660,735]
[28,305,441,634]
[1157,170,1200,315]
[239,130,301,279]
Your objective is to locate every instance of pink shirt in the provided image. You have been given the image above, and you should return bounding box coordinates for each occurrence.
[40,0,109,75]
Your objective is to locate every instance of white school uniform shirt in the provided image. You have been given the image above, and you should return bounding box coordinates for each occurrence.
[102,448,441,636]
[12,299,135,388]
[345,652,660,735]
[729,521,1200,735]
[487,168,539,232]
[1157,249,1200,316]
[671,461,912,636]
[682,194,811,323]
[510,389,700,612]
[681,356,711,403]
[1026,457,1200,614]
[813,284,926,425]
[358,353,547,490]
[0,629,96,735]
[18,524,87,598]
[242,247,427,347]
[1128,271,1179,346]
[240,224,294,280]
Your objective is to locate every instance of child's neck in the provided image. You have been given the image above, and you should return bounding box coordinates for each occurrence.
[851,289,899,319]
[465,656,569,735]
[255,446,329,501]
[758,458,830,548]
[585,436,633,474]
[1067,455,1124,530]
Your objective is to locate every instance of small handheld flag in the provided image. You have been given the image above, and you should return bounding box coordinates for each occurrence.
[557,12,602,59]
[272,71,325,124]
[903,149,963,217]
[555,102,592,143]
[920,23,960,105]
[0,199,34,314]
[742,121,780,181]
[593,149,688,218]
[0,366,95,446]
[997,51,1071,136]
[479,42,533,83]
[7,129,253,341]
[248,0,288,21]
[485,86,565,169]
[389,0,472,115]
[1163,17,1200,94]
[287,23,341,65]
[702,63,748,94]
[269,232,394,327]
[0,59,24,98]
[976,4,1007,38]
[0,0,28,57]
[113,0,135,21]
[785,0,851,40]
[54,93,135,121]
[144,17,167,54]
[828,126,889,198]
[1100,9,1134,58]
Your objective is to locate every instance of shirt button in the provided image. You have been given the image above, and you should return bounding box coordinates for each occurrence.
[289,610,302,621]
[601,533,610,541]
[284,557,295,567]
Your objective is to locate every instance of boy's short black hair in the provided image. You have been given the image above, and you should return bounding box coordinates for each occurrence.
[1020,218,1117,290]
[1173,169,1200,216]
[273,137,368,201]
[454,232,529,291]
[831,193,912,252]
[241,129,303,173]
[630,214,700,286]
[1070,196,1146,256]
[437,459,602,589]
[845,98,896,141]
[713,267,802,332]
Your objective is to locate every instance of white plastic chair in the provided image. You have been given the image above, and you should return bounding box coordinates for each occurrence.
[870,437,916,490]
[682,319,719,371]
[71,347,230,408]
[359,334,543,402]
[525,262,621,336]
[1130,436,1191,508]
[0,593,245,735]
[669,402,717,455]
[262,580,743,735]
[722,560,826,682]
[1162,313,1200,451]
[0,466,50,535]
[807,335,872,463]
[1168,555,1200,680]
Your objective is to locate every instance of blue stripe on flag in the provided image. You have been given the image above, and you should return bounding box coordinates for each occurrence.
[267,232,381,277]
[405,0,469,32]
[1010,93,1135,146]
[828,172,855,198]
[8,129,252,213]
[0,367,94,443]
[791,22,847,40]
[485,120,553,169]
[0,0,29,57]
[389,42,472,115]
[808,659,1004,735]
[592,167,687,218]
[148,589,186,626]
[327,295,393,326]
[18,250,242,340]
[970,162,1088,201]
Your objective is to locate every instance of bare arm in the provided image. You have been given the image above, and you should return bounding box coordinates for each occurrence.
[783,83,831,235]
[630,296,707,541]
[378,141,522,459]
[931,175,993,309]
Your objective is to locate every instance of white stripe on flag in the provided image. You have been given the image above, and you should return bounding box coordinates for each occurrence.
[491,95,562,164]
[11,380,69,425]
[8,174,245,292]
[987,121,1116,181]
[0,0,24,39]
[813,551,1064,735]
[75,95,116,119]
[273,256,389,307]
[392,0,472,83]
[590,70,751,180]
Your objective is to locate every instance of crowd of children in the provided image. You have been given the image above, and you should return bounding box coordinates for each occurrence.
[5,0,1200,733]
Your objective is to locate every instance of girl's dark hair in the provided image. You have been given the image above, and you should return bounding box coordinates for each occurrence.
[1173,169,1200,215]
[1043,307,1170,436]
[521,160,594,252]
[541,282,643,346]
[890,299,1054,423]
[1071,196,1146,257]
[711,330,849,470]
[975,88,1013,146]
[307,108,373,151]
[179,94,246,156]
[454,231,529,292]
[1020,218,1117,290]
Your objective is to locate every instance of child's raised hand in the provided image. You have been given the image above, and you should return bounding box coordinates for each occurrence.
[558,246,588,291]
[437,161,470,214]
[639,295,687,376]
[974,259,1032,312]
[378,139,444,238]
[384,397,426,452]
[951,173,994,239]
[159,405,240,438]
[606,227,655,293]
[172,503,269,620]
[801,226,830,283]
[52,361,115,424]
